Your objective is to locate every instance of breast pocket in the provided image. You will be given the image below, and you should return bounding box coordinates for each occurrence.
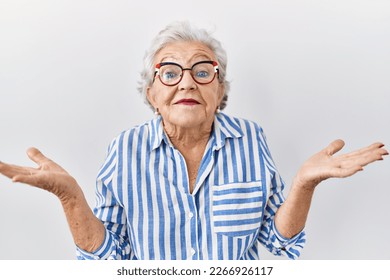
[212,181,264,237]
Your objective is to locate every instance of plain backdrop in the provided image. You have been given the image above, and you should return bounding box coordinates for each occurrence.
[0,0,389,260]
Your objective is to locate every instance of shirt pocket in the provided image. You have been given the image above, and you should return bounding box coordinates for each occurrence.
[212,181,264,237]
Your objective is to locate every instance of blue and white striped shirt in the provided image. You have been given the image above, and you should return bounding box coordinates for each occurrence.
[77,113,305,260]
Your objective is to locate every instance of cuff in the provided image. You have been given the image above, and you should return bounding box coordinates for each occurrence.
[271,221,306,259]
[76,228,113,260]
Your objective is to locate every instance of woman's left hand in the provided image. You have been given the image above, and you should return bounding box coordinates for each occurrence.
[294,139,388,190]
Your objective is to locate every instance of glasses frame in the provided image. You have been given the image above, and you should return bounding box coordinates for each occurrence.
[154,60,219,86]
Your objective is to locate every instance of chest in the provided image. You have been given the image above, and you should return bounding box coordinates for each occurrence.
[174,142,208,194]
[183,154,202,193]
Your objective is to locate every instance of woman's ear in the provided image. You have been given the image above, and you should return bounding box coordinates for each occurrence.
[217,83,225,104]
[146,87,156,108]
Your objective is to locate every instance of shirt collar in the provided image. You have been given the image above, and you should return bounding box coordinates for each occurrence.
[149,116,166,151]
[149,112,243,151]
[212,112,243,150]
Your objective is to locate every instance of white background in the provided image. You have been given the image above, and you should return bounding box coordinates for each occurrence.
[0,0,389,259]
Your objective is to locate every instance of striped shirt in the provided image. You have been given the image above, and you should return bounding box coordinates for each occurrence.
[76,113,305,260]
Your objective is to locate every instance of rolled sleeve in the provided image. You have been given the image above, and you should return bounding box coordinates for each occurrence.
[269,221,306,259]
[76,227,133,260]
[257,174,307,259]
[76,229,114,260]
[258,211,306,260]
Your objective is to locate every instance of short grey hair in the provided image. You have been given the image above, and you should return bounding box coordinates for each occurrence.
[138,21,230,111]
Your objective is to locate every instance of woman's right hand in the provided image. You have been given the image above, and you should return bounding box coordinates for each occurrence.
[0,147,106,252]
[0,147,81,204]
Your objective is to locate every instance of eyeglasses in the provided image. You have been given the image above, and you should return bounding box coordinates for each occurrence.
[154,60,219,86]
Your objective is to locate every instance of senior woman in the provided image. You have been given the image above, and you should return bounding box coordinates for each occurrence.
[0,21,388,260]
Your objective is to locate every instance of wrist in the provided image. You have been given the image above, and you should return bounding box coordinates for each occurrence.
[292,174,320,192]
[57,178,84,208]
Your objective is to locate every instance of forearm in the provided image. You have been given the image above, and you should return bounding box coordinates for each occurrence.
[60,183,105,253]
[274,177,316,239]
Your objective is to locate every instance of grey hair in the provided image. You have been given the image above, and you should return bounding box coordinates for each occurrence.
[137,21,230,111]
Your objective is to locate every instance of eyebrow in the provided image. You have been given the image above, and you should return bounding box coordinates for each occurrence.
[160,55,179,62]
[160,53,213,65]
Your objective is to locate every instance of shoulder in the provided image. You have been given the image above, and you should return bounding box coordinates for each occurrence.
[217,113,271,153]
[218,112,265,135]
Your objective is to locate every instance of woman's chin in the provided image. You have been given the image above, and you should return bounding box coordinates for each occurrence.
[164,111,214,129]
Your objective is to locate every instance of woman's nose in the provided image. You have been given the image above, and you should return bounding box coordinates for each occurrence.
[178,70,197,91]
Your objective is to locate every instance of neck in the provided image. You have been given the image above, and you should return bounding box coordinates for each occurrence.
[163,121,213,149]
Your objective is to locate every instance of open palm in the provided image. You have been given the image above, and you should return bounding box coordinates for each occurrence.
[296,139,388,188]
[0,147,79,201]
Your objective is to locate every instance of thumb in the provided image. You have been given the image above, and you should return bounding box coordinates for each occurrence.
[324,139,345,156]
[27,147,50,166]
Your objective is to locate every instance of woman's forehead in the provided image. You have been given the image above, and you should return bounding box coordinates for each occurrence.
[155,41,216,63]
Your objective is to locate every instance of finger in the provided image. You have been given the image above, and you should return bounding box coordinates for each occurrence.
[329,165,363,178]
[27,147,50,166]
[12,173,51,191]
[342,142,386,159]
[380,147,389,156]
[0,162,36,180]
[12,174,39,185]
[338,154,382,170]
[324,139,345,156]
[340,147,388,166]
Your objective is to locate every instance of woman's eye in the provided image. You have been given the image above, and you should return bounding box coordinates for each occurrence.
[195,71,210,78]
[163,72,178,80]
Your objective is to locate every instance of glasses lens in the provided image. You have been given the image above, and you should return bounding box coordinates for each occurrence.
[192,62,216,84]
[159,64,182,85]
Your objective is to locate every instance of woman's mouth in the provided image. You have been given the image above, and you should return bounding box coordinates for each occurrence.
[174,99,200,106]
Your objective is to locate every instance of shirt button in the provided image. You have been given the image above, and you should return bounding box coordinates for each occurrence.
[189,212,194,218]
[191,248,196,255]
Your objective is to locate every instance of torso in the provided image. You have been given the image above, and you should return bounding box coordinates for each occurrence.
[175,140,208,194]
[184,155,202,193]
[165,126,211,194]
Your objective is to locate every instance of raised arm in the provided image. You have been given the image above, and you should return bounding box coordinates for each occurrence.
[0,147,105,253]
[275,140,388,238]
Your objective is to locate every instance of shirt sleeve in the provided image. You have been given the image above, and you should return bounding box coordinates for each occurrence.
[256,127,306,260]
[76,135,133,260]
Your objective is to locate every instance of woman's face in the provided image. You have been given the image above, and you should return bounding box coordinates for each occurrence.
[147,41,224,130]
